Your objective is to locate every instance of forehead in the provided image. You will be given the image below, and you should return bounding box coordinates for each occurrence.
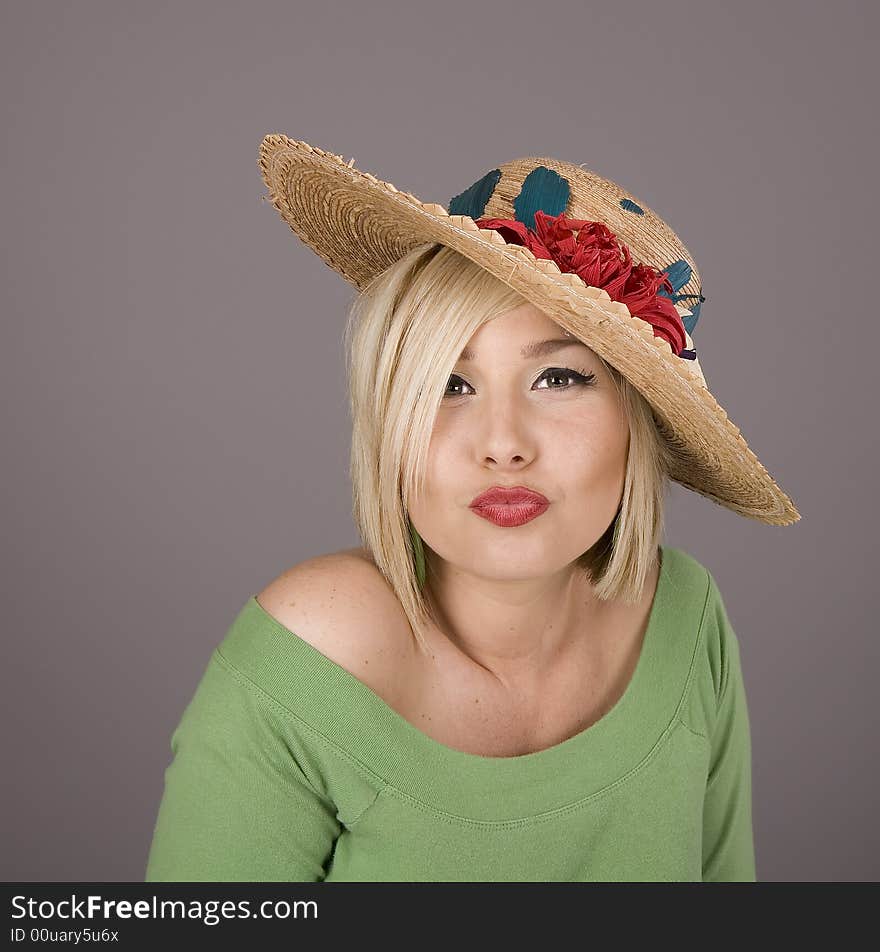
[458,303,595,361]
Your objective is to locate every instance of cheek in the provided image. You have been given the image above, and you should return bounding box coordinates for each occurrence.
[421,427,459,496]
[560,405,629,472]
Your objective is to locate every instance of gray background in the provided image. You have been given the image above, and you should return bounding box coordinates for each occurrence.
[2,0,876,882]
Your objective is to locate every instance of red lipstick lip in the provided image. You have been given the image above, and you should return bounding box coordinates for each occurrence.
[469,486,550,527]
[469,486,549,509]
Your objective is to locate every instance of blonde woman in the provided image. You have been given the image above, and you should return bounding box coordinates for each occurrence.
[145,139,799,883]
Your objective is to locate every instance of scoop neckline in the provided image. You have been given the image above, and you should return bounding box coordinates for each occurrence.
[220,544,703,818]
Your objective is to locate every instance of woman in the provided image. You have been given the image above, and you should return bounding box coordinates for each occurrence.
[144,137,800,882]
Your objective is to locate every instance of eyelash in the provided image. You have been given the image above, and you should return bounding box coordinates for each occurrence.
[444,367,597,399]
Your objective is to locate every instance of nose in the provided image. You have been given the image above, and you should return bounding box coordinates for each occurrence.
[475,395,536,468]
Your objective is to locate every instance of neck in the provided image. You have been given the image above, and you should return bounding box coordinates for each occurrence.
[421,558,603,692]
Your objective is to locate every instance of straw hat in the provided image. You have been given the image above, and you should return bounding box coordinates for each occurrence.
[257,134,800,526]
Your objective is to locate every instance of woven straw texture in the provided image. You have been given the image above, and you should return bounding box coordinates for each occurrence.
[258,134,800,526]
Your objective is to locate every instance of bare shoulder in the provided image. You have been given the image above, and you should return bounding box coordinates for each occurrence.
[255,547,414,699]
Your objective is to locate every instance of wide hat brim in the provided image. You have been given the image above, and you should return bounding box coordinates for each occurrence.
[258,134,800,526]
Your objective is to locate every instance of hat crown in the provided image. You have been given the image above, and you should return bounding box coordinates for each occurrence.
[447,156,704,338]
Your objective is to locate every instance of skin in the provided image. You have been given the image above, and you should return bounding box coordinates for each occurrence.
[406,302,632,697]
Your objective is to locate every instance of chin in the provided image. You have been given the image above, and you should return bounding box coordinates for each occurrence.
[465,540,584,575]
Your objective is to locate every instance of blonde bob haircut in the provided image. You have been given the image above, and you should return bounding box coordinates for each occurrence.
[344,242,675,653]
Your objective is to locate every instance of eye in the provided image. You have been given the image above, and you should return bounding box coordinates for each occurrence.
[444,375,473,398]
[534,367,597,391]
[443,367,596,399]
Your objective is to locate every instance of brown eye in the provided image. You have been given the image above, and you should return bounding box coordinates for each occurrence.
[442,368,596,399]
[444,374,473,398]
[534,368,596,390]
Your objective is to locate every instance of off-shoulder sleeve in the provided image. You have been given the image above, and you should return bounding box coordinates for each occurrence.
[145,651,342,882]
[701,580,757,882]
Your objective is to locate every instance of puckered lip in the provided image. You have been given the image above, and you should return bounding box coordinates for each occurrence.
[469,485,550,508]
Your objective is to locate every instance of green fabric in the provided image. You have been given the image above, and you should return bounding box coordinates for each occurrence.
[145,545,756,882]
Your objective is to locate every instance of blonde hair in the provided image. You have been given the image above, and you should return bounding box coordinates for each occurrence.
[344,243,674,652]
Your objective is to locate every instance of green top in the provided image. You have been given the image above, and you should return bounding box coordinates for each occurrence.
[145,545,756,882]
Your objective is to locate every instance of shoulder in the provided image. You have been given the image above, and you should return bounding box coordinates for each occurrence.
[669,547,745,734]
[254,548,414,699]
[700,566,742,702]
[661,544,711,594]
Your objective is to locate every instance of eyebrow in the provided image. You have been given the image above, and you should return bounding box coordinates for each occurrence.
[458,338,589,362]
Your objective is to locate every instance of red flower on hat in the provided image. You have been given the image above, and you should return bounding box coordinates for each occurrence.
[473,210,688,358]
